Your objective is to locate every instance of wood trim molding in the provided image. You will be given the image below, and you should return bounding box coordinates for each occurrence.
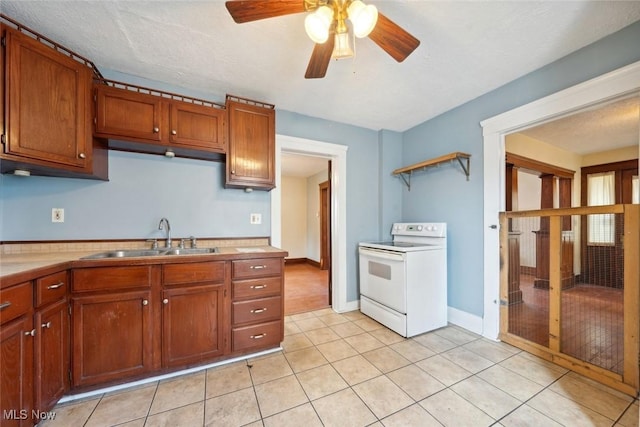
[506,152,575,178]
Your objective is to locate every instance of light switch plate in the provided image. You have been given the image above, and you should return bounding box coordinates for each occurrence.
[250,213,262,225]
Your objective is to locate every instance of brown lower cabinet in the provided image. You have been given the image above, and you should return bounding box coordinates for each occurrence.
[72,290,153,388]
[1,254,284,425]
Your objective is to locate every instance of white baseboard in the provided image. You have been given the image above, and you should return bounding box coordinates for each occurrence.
[447,306,484,336]
[335,299,360,313]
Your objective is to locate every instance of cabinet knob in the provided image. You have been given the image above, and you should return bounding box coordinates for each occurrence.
[25,329,36,337]
[163,298,169,304]
[171,129,177,135]
[41,321,52,329]
[142,299,149,306]
[231,170,235,174]
[78,153,86,159]
[47,282,64,290]
[153,127,160,133]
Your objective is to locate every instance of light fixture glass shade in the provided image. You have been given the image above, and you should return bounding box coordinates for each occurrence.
[331,32,354,59]
[348,0,378,38]
[305,5,333,43]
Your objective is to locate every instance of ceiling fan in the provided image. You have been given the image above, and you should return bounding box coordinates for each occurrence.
[225,0,420,79]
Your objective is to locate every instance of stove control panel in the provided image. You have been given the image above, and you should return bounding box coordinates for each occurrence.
[391,223,446,238]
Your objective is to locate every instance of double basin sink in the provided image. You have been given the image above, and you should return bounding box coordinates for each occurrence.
[82,247,218,260]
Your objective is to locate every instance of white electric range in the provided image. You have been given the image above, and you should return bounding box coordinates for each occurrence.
[358,222,448,337]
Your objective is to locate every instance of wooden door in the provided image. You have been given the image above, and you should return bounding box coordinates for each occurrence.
[34,299,69,412]
[225,99,275,190]
[72,290,152,387]
[94,84,163,144]
[0,316,34,427]
[162,284,226,368]
[169,101,226,152]
[4,27,90,169]
[319,180,331,271]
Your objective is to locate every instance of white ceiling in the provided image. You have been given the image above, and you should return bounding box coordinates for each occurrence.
[3,1,640,133]
[517,94,640,155]
[281,153,329,178]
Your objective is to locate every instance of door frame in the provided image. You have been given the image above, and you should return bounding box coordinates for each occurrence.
[481,60,640,340]
[271,135,350,312]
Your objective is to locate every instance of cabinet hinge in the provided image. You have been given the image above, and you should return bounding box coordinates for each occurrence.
[1,134,5,145]
[1,36,5,47]
[68,304,72,316]
[68,370,72,382]
[224,289,227,298]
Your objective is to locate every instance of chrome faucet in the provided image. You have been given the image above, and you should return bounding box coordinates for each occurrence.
[158,218,172,248]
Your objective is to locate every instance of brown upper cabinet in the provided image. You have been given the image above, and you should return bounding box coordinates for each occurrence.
[94,82,226,157]
[0,21,107,180]
[225,95,276,191]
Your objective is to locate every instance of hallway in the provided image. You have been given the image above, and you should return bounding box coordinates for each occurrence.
[284,262,330,315]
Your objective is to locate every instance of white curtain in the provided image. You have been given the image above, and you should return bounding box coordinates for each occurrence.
[587,172,615,244]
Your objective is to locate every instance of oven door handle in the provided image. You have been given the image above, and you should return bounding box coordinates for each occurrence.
[359,247,405,262]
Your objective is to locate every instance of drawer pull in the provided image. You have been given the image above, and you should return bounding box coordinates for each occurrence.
[0,301,11,311]
[250,284,267,290]
[41,321,52,329]
[47,282,65,290]
[25,329,36,337]
[250,308,267,314]
[250,265,267,270]
[250,333,267,339]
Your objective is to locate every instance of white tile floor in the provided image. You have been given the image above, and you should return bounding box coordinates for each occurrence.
[42,308,639,427]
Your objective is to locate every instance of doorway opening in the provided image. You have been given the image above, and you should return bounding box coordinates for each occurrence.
[279,153,331,314]
[271,134,350,313]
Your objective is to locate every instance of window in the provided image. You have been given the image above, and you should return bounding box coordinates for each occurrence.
[587,172,615,245]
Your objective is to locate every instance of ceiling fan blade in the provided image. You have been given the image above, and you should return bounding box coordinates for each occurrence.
[305,34,335,79]
[368,12,420,62]
[225,0,307,23]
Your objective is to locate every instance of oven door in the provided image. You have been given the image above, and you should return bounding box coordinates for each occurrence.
[358,246,406,313]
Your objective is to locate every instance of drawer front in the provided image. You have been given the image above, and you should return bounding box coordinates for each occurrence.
[35,270,68,307]
[232,276,281,300]
[163,261,225,286]
[72,266,152,292]
[232,258,282,279]
[232,320,282,352]
[232,296,281,326]
[0,281,33,325]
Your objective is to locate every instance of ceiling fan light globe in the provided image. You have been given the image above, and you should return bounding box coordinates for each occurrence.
[305,5,333,43]
[348,1,378,38]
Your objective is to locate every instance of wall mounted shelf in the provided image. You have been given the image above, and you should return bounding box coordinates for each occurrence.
[393,152,471,190]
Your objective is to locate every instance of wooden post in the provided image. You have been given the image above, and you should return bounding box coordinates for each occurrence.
[548,215,562,353]
[623,205,639,391]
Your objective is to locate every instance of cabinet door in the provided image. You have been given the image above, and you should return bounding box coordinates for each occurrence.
[0,316,34,427]
[162,284,226,368]
[72,291,152,387]
[226,100,275,190]
[34,299,69,413]
[169,101,225,152]
[4,27,91,169]
[94,84,163,143]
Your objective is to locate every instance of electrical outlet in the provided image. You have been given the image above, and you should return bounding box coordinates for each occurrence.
[52,208,64,223]
[250,213,262,225]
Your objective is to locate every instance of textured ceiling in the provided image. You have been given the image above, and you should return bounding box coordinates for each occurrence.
[518,94,640,155]
[2,1,640,132]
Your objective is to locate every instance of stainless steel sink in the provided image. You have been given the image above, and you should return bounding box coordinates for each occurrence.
[81,247,218,259]
[161,247,218,255]
[81,249,163,259]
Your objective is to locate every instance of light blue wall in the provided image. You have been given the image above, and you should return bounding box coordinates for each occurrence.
[402,21,640,317]
[1,21,638,313]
